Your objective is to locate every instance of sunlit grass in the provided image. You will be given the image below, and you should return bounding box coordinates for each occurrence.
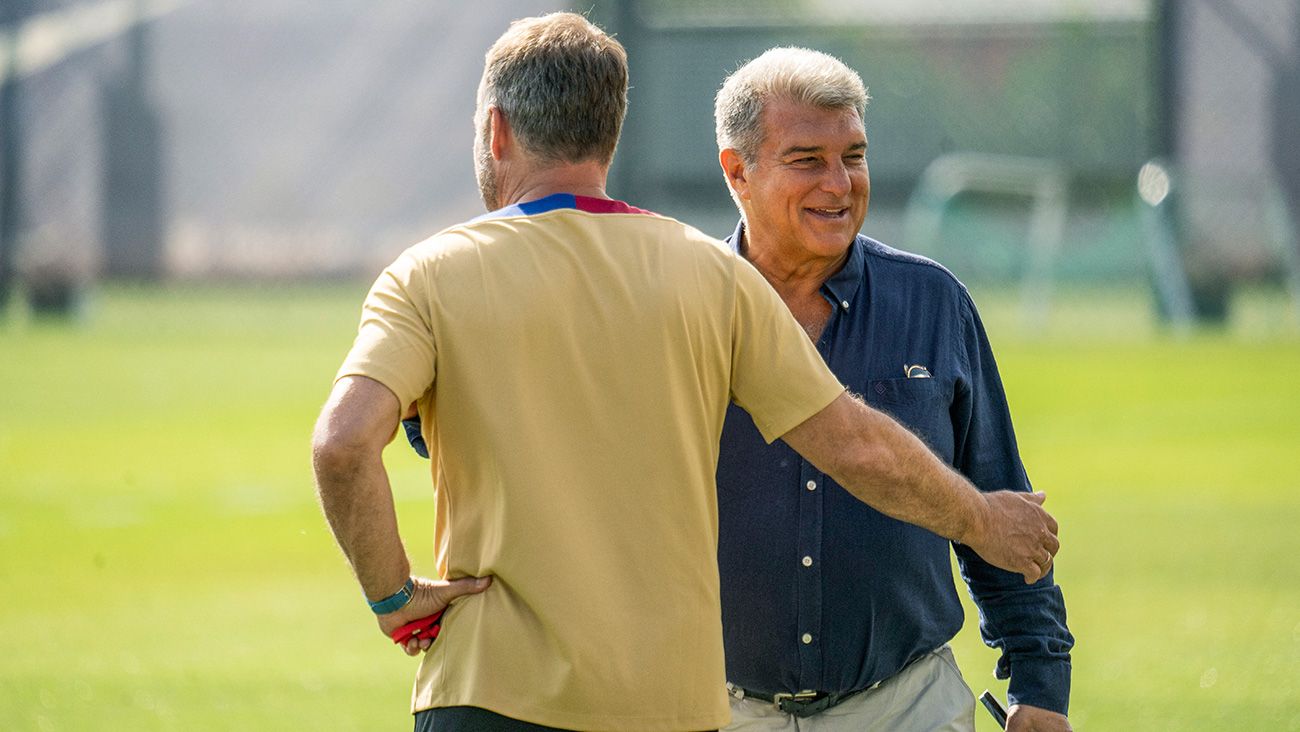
[1,282,1297,730]
[954,283,1300,731]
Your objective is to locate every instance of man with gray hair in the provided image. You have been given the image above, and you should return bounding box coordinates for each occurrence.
[317,15,1060,731]
[713,48,1073,731]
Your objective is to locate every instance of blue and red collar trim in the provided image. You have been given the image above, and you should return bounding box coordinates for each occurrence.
[472,193,657,222]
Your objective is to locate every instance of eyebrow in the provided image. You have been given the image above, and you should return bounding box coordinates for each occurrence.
[779,142,868,156]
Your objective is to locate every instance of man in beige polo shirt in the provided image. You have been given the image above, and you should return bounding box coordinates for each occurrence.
[311,12,1059,732]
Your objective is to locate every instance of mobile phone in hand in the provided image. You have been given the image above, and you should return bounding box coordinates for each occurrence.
[978,690,1008,729]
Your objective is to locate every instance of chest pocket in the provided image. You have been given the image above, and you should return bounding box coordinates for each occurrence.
[866,377,955,463]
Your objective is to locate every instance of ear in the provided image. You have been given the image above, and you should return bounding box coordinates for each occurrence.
[719,148,751,201]
[488,106,510,161]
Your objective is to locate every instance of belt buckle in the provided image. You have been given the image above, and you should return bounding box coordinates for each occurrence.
[772,690,821,712]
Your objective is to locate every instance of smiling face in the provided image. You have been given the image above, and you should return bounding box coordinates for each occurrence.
[730,98,870,263]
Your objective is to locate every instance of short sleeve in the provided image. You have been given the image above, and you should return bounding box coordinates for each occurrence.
[728,256,845,442]
[334,250,437,411]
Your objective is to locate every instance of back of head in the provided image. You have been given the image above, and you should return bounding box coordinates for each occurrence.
[715,47,869,164]
[479,12,628,167]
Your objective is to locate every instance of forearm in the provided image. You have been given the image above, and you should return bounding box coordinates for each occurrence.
[784,392,1055,581]
[794,395,988,543]
[314,446,412,601]
[312,375,412,602]
[865,409,985,541]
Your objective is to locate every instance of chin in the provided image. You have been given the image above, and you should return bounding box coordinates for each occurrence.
[803,234,855,257]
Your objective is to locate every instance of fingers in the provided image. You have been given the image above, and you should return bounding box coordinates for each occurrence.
[1021,490,1059,561]
[380,575,494,651]
[406,575,492,617]
[1045,532,1061,556]
[968,491,1052,580]
[1024,492,1057,536]
[1023,555,1046,584]
[971,490,1061,584]
[1021,565,1042,584]
[1022,548,1055,584]
[402,636,435,656]
[431,575,493,607]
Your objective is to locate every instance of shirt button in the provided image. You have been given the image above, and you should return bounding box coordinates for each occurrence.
[840,300,850,310]
[801,556,813,567]
[806,480,817,491]
[801,633,813,645]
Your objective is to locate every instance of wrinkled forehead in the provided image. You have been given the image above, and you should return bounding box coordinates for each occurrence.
[759,98,867,152]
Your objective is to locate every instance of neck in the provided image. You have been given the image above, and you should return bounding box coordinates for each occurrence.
[499,158,611,207]
[740,225,849,299]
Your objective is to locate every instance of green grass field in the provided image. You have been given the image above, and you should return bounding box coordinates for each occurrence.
[1,283,1298,730]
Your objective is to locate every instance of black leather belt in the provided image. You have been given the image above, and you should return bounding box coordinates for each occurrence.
[726,683,875,718]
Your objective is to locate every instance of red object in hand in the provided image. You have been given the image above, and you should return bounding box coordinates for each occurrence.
[390,610,445,645]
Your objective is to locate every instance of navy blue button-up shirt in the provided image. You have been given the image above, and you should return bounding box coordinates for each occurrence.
[717,222,1073,714]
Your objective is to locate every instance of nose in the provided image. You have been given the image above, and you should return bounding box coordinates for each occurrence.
[820,159,851,197]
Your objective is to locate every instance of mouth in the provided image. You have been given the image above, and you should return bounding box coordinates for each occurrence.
[806,206,850,220]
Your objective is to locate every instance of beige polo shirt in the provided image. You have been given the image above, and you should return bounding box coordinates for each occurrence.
[336,195,844,731]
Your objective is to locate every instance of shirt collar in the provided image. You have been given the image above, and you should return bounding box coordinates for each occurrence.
[725,219,866,309]
[473,193,656,222]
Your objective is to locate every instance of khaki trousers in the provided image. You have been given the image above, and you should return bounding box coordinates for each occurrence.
[724,646,977,732]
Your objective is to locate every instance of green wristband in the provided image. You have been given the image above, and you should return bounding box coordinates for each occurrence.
[368,577,415,615]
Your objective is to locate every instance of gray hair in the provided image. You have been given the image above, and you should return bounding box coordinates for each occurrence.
[715,47,869,163]
[476,12,628,166]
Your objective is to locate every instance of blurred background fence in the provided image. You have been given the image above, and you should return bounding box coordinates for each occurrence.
[0,0,1296,320]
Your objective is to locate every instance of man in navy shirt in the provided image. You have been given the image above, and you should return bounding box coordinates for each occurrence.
[712,48,1073,731]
